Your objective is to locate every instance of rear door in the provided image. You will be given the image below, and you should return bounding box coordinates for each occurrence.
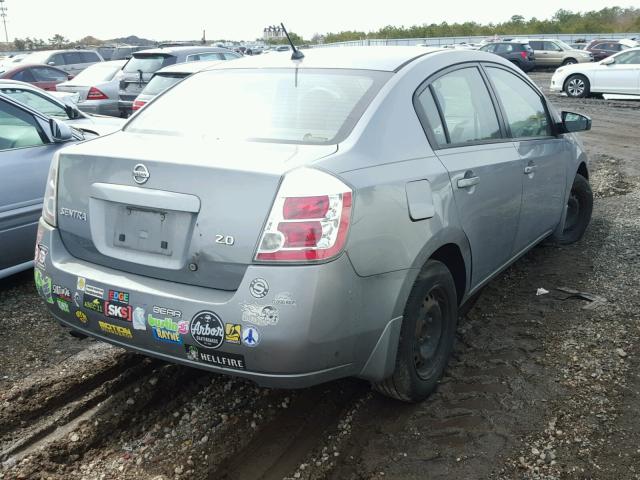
[30,66,68,91]
[529,41,551,66]
[0,97,59,271]
[414,64,523,288]
[483,65,568,252]
[593,50,640,94]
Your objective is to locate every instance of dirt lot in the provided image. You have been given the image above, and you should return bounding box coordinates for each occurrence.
[1,71,639,480]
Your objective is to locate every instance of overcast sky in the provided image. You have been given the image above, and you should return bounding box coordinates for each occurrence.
[3,0,636,42]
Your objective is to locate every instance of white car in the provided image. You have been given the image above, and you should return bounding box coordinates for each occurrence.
[550,47,640,98]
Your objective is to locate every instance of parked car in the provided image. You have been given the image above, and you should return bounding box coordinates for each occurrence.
[528,40,593,67]
[118,46,241,116]
[0,64,69,91]
[478,41,536,72]
[131,60,224,112]
[0,53,30,72]
[55,60,127,117]
[0,92,86,279]
[36,46,593,402]
[585,39,630,61]
[97,45,147,61]
[0,80,125,135]
[15,50,104,77]
[550,46,640,98]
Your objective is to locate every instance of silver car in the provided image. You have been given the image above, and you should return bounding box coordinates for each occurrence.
[18,50,104,77]
[35,47,593,401]
[56,60,127,117]
[118,46,241,116]
[0,93,83,279]
[0,80,125,135]
[131,60,223,112]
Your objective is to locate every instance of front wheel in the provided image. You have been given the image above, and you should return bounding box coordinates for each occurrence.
[562,58,578,66]
[374,260,458,402]
[558,173,593,244]
[565,74,590,98]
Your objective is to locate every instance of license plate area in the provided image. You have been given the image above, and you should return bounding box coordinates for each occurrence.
[113,206,176,256]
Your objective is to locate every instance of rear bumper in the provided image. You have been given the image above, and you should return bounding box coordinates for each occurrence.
[35,219,407,388]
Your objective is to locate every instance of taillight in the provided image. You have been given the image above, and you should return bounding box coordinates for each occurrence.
[87,86,108,100]
[42,152,60,227]
[255,168,353,262]
[520,51,527,59]
[132,100,146,111]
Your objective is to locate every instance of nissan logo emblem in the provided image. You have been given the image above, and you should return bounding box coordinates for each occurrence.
[132,164,150,184]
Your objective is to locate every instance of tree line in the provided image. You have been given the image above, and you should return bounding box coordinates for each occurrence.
[319,7,640,44]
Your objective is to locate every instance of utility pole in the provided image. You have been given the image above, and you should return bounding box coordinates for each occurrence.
[0,0,8,44]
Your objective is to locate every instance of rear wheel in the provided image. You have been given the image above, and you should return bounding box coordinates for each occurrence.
[558,173,593,244]
[565,74,590,98]
[374,260,458,402]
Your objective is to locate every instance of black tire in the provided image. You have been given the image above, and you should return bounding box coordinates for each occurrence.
[562,58,578,66]
[374,260,458,402]
[558,173,593,244]
[564,74,590,98]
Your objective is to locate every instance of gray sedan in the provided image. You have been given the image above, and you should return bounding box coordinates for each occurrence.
[35,47,593,402]
[56,60,127,117]
[0,93,83,279]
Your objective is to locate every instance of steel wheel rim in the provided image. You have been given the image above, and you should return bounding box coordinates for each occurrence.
[413,289,447,380]
[567,78,585,96]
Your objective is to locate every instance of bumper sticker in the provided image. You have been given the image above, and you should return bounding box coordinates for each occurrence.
[148,313,185,344]
[56,298,70,313]
[273,292,296,306]
[83,294,104,314]
[85,284,104,299]
[224,324,242,344]
[35,244,48,270]
[185,344,245,370]
[105,302,133,321]
[189,311,224,349]
[35,269,54,304]
[132,307,146,330]
[240,303,279,326]
[249,278,269,298]
[98,321,132,339]
[76,277,86,292]
[242,326,260,347]
[75,310,88,324]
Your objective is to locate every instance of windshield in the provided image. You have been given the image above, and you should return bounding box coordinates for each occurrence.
[142,73,187,96]
[556,40,574,50]
[70,62,123,84]
[22,51,50,64]
[124,54,176,73]
[126,68,390,145]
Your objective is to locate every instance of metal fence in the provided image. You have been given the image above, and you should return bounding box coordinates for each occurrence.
[311,32,640,48]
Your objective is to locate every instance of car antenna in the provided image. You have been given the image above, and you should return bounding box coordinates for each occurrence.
[280,23,304,60]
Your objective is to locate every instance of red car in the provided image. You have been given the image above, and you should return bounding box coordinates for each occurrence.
[0,64,70,91]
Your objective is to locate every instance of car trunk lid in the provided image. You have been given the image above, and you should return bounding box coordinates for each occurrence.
[56,132,337,290]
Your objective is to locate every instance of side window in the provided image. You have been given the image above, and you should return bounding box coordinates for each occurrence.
[613,51,640,64]
[63,52,84,65]
[481,44,497,53]
[80,51,99,63]
[0,99,47,150]
[0,88,69,119]
[223,52,240,60]
[529,41,543,50]
[416,89,447,145]
[486,67,551,138]
[544,41,561,51]
[11,69,36,82]
[188,52,224,61]
[31,67,68,83]
[428,67,502,145]
[48,53,64,66]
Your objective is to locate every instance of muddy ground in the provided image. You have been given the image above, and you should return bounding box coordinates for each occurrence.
[1,71,639,480]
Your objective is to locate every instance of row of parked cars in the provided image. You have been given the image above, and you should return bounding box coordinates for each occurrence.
[0,45,243,118]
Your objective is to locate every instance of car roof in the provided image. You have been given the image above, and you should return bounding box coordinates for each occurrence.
[0,63,67,74]
[206,46,441,72]
[154,60,224,75]
[134,46,234,56]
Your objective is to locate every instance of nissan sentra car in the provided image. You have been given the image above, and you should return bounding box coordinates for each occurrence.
[35,46,593,402]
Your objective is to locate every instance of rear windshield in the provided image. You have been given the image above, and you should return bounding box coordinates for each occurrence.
[142,73,187,96]
[126,68,390,144]
[124,54,176,73]
[70,62,123,83]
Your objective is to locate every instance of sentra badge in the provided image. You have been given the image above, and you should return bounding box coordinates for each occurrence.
[59,207,87,221]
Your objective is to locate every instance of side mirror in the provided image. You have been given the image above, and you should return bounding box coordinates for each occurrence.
[560,111,592,133]
[49,118,73,142]
[601,56,615,65]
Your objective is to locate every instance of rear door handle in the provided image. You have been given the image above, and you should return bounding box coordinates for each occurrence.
[457,176,480,189]
[524,165,537,174]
